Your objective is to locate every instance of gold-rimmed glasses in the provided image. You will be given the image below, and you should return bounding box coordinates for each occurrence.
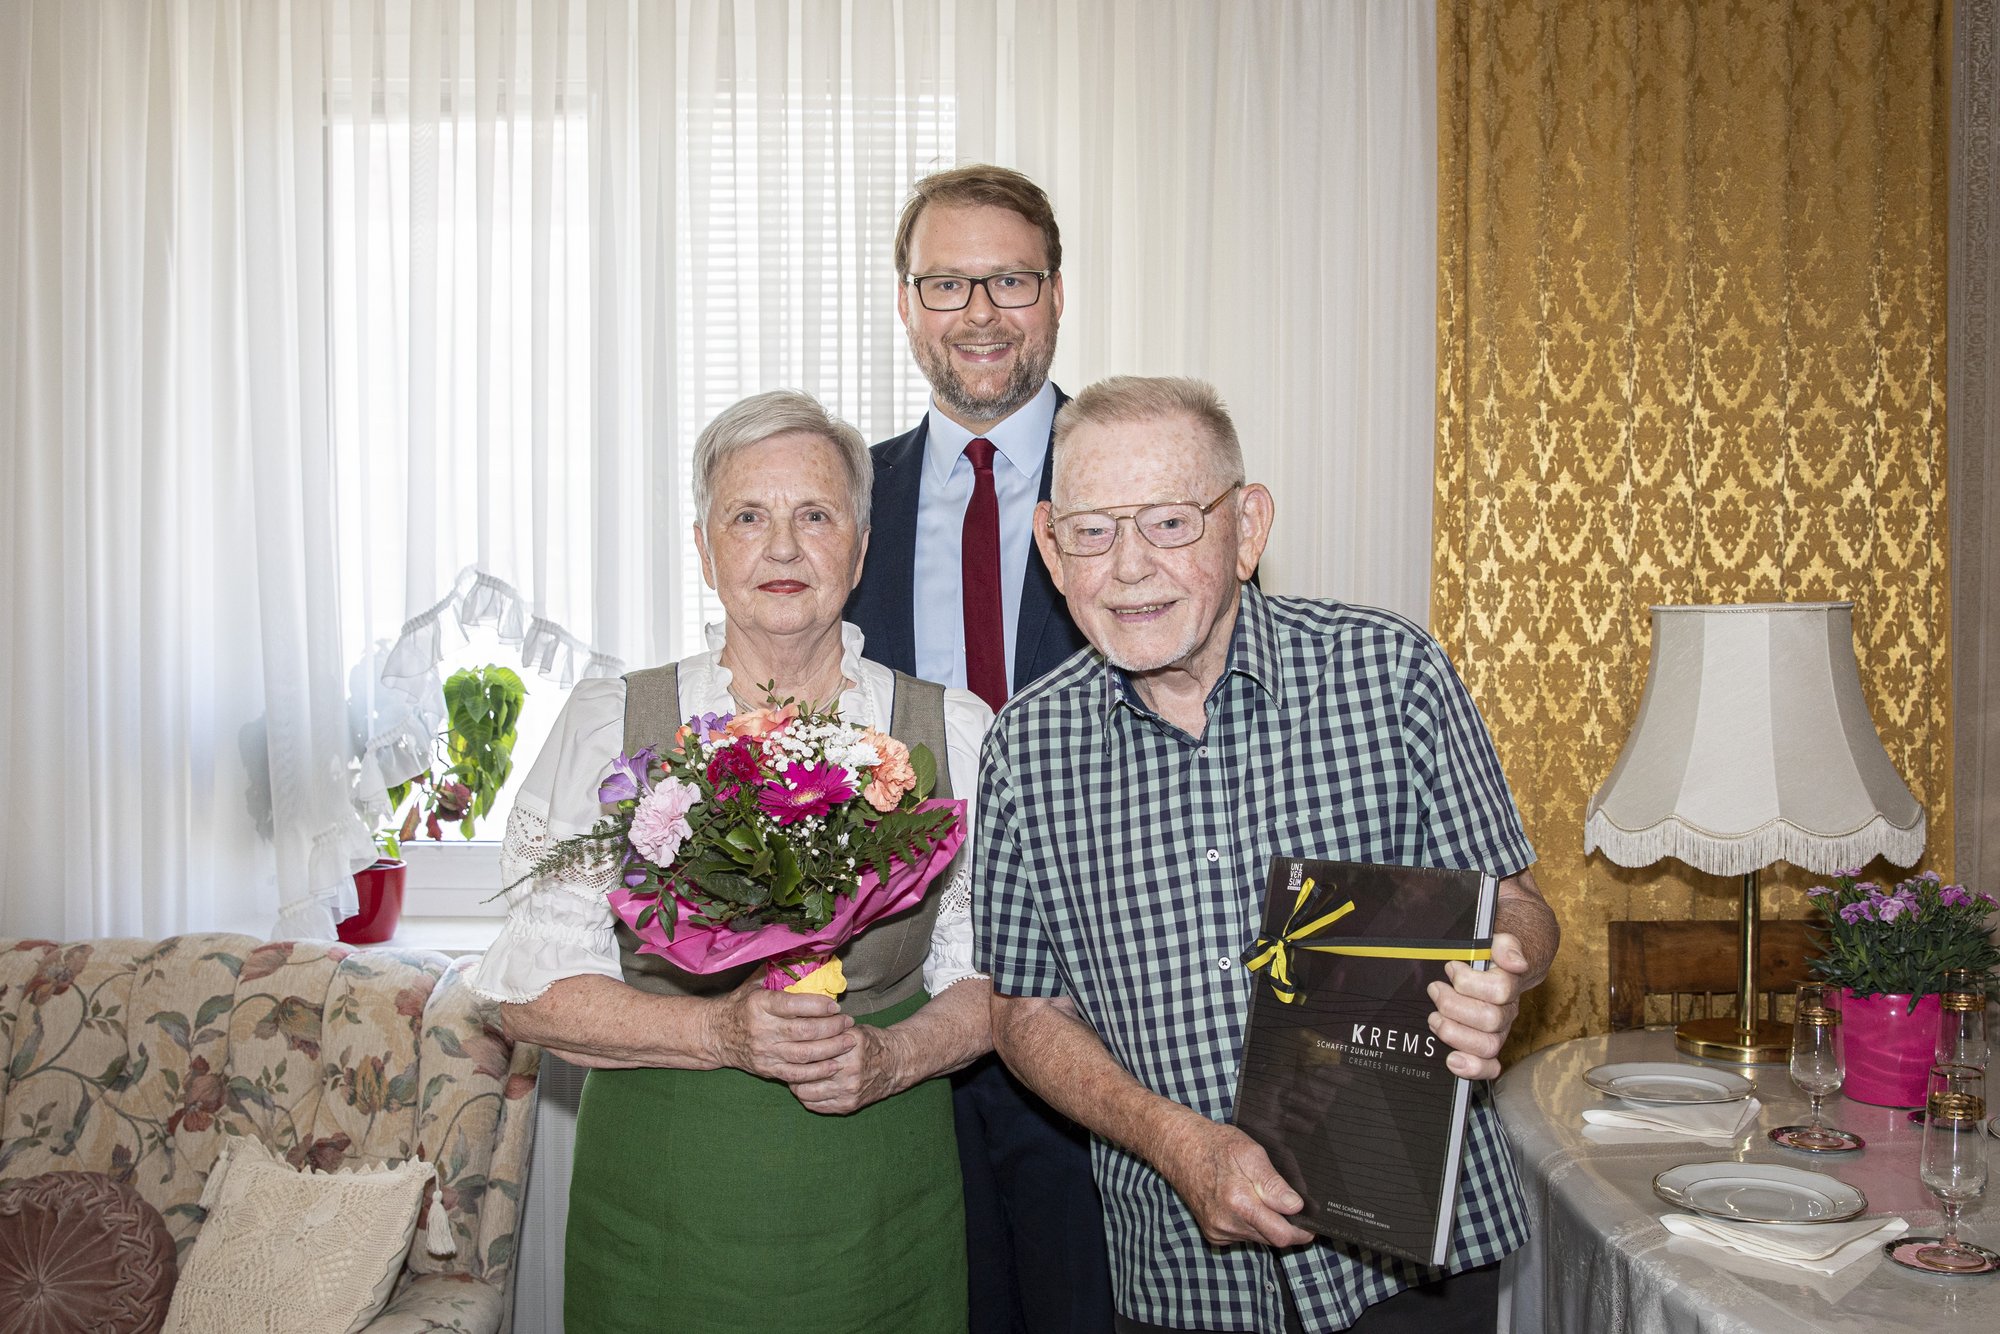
[1770,982,1864,1153]
[1046,484,1241,557]
[1911,1063,1999,1273]
[1937,969,1990,1070]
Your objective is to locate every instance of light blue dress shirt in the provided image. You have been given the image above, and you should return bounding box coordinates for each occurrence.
[910,380,1059,694]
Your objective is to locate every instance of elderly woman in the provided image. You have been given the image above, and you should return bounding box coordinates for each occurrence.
[468,391,993,1333]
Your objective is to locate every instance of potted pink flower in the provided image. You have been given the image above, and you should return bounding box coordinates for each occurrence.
[1806,870,1999,1106]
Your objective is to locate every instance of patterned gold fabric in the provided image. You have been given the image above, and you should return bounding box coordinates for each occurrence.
[1436,0,1955,1051]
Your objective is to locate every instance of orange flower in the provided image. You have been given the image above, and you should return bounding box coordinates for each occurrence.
[861,730,916,812]
[727,703,798,739]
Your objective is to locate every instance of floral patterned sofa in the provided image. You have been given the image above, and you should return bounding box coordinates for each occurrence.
[0,934,540,1333]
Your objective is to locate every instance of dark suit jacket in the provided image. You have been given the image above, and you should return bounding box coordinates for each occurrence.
[846,393,1088,693]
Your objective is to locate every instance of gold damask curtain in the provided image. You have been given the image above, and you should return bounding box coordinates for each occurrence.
[1436,0,1954,1051]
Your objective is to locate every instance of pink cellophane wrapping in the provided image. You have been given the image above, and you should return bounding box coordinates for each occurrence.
[605,797,967,987]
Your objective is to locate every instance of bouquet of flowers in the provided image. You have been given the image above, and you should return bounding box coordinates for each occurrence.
[524,693,965,996]
[1806,868,2000,1004]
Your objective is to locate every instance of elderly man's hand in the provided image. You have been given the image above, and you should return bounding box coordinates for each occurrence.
[1426,930,1532,1081]
[1154,1115,1315,1250]
[789,1025,910,1116]
[703,976,857,1083]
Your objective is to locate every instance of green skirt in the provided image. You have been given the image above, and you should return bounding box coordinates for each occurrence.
[565,991,967,1334]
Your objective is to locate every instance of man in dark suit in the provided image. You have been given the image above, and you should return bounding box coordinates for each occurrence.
[846,164,1112,1334]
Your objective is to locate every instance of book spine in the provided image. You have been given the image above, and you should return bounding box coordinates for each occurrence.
[1428,872,1499,1265]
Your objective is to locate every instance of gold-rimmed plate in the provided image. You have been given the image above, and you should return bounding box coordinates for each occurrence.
[1584,1062,1755,1105]
[1653,1161,1867,1225]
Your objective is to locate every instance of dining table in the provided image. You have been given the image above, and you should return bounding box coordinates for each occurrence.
[1493,1026,1998,1333]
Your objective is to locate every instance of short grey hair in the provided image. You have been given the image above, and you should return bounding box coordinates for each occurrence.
[691,390,873,528]
[1052,376,1245,494]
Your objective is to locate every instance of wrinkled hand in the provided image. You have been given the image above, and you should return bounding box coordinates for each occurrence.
[790,1024,909,1116]
[703,975,856,1083]
[1155,1116,1314,1249]
[1427,931,1531,1081]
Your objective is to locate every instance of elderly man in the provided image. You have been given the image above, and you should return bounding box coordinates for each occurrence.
[976,376,1560,1334]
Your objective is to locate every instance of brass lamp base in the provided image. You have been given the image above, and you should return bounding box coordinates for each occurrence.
[1675,1016,1790,1065]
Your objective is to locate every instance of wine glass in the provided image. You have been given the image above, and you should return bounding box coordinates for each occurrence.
[1937,970,1990,1069]
[1771,982,1864,1152]
[1913,1063,1999,1273]
[1907,971,1991,1128]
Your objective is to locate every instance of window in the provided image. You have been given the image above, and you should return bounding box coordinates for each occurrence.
[324,12,951,929]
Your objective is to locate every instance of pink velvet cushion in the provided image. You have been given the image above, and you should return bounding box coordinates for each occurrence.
[0,1172,178,1334]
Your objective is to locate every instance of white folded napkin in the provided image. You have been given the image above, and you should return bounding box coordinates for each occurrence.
[1659,1213,1908,1275]
[1580,1097,1761,1141]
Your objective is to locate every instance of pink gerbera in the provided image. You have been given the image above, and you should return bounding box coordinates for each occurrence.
[758,763,855,825]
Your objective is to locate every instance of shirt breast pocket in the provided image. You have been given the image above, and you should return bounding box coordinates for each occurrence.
[1251,804,1395,871]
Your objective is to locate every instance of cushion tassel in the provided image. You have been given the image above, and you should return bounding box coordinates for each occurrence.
[196,1141,235,1216]
[423,1181,456,1258]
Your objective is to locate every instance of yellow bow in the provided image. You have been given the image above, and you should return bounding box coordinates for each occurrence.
[1241,877,1356,1004]
[1241,875,1494,1003]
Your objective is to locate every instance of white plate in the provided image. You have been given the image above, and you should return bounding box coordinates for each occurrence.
[1583,1062,1755,1105]
[1653,1162,1868,1224]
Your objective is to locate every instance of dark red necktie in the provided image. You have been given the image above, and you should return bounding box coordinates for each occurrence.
[961,438,1008,711]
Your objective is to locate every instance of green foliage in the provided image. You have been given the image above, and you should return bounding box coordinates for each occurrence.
[378,664,527,856]
[1806,870,2000,1000]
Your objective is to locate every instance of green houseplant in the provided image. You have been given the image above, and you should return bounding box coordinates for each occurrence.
[378,664,529,856]
[346,665,527,943]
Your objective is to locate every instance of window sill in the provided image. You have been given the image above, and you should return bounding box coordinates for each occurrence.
[384,915,505,957]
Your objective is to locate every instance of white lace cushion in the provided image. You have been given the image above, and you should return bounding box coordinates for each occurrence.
[161,1139,431,1334]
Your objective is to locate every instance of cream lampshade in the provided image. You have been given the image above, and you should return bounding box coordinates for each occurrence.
[1584,602,1926,1062]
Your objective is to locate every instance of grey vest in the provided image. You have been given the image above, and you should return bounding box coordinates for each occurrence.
[614,664,957,1017]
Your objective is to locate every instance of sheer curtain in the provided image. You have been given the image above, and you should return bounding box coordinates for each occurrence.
[2,1,374,940]
[2,0,1436,944]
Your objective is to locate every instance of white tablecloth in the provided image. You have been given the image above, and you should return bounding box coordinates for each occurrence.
[1494,1027,1997,1333]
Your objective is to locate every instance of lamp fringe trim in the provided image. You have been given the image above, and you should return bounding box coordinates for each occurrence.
[1583,812,1928,876]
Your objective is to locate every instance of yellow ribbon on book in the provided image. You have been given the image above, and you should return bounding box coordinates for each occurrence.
[1241,876,1493,1004]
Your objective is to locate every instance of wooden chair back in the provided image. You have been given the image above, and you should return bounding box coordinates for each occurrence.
[1606,918,1819,1031]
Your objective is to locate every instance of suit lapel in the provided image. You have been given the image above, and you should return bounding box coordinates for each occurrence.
[1011,388,1070,687]
[850,420,928,676]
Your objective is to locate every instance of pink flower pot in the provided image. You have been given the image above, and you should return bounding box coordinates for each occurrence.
[1838,989,1939,1107]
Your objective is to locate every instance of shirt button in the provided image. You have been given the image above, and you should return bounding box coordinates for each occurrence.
[1218,957,1233,971]
[1198,746,1209,757]
[1206,848,1220,863]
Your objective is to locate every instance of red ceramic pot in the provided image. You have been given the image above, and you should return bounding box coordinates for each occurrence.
[340,859,407,944]
[1838,988,1939,1107]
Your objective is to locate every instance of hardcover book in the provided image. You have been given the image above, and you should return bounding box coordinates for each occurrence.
[1230,857,1497,1266]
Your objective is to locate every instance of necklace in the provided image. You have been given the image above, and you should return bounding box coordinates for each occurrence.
[726,665,848,714]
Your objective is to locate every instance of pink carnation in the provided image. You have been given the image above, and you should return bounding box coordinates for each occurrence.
[862,730,917,812]
[630,778,701,866]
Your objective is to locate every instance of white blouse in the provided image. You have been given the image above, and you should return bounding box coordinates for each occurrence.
[467,622,994,1005]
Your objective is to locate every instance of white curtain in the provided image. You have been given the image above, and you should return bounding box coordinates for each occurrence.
[1,0,374,940]
[1,0,1436,944]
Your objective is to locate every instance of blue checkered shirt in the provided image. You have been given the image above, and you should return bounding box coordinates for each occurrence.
[974,584,1536,1332]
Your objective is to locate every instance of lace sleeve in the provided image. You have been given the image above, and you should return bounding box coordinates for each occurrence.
[466,681,630,1004]
[922,688,995,996]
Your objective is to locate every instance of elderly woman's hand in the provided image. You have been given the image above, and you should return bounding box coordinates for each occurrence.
[789,1026,913,1115]
[703,976,859,1082]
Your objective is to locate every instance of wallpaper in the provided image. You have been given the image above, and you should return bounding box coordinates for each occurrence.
[1436,0,1954,1051]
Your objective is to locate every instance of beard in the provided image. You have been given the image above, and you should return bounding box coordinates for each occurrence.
[1097,620,1208,677]
[912,323,1057,426]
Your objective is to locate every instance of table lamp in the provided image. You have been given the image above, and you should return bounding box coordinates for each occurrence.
[1584,602,1927,1063]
